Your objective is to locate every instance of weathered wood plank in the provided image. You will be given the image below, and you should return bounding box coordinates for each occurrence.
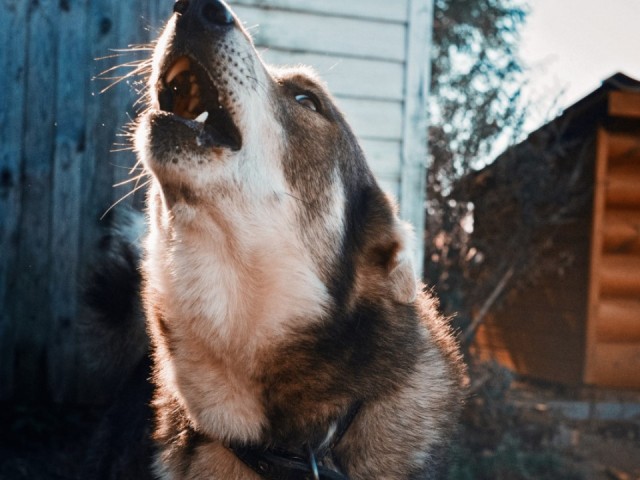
[12,0,58,401]
[149,0,174,38]
[596,298,640,343]
[609,91,640,119]
[337,97,403,141]
[0,0,29,401]
[603,209,640,253]
[607,131,640,159]
[234,6,407,62]
[81,0,135,267]
[378,178,400,199]
[48,0,90,403]
[584,128,610,384]
[606,168,640,207]
[400,0,432,272]
[360,139,403,180]
[230,0,409,22]
[260,49,405,101]
[589,343,640,388]
[599,255,640,296]
[109,1,153,207]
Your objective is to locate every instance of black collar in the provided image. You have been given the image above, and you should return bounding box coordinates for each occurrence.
[229,402,362,480]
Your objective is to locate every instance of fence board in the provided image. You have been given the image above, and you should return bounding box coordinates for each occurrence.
[360,139,403,180]
[235,6,406,62]
[338,98,403,141]
[231,0,409,22]
[261,49,405,101]
[378,178,400,198]
[0,0,29,401]
[400,0,432,271]
[149,1,174,39]
[109,2,153,205]
[81,0,137,270]
[12,0,59,400]
[48,0,90,403]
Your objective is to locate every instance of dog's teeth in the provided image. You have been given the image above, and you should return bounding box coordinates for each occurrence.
[194,111,209,123]
[165,57,191,84]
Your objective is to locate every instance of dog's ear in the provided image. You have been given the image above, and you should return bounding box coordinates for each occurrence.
[385,220,418,304]
[389,221,417,303]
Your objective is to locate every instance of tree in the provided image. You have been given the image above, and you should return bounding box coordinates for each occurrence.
[425,0,584,349]
[425,0,530,335]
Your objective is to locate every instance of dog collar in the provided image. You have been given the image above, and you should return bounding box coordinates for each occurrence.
[229,401,361,480]
[230,444,348,480]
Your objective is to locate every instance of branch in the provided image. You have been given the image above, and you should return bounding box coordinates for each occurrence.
[460,266,515,345]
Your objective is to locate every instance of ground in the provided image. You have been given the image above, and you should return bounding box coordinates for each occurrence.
[449,362,640,480]
[1,364,639,479]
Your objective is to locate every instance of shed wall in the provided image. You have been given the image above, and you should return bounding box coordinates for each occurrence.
[585,121,640,388]
[472,217,592,385]
[471,89,640,389]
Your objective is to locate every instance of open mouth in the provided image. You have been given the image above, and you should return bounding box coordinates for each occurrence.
[157,56,242,150]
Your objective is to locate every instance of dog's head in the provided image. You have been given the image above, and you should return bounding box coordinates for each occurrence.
[136,0,417,314]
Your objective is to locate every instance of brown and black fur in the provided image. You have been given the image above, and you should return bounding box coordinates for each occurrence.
[128,0,467,478]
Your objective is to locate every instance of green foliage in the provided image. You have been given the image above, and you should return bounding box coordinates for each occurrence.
[425,0,531,324]
[430,0,529,178]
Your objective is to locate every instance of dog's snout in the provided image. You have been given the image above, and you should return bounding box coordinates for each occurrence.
[174,0,234,28]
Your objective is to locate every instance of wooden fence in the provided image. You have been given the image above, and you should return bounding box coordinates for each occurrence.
[1,0,174,403]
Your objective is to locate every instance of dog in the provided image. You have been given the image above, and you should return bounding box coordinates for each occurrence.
[96,0,467,478]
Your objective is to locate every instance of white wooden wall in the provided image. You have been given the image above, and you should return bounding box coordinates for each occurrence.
[229,0,433,270]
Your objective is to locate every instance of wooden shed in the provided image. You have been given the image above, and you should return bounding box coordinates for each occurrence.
[0,0,433,403]
[459,73,640,389]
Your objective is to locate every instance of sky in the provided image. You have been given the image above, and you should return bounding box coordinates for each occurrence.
[519,0,640,132]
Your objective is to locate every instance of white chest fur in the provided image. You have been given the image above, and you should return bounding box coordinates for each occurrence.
[145,187,331,442]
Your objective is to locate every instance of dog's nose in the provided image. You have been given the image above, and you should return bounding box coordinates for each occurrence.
[200,0,234,25]
[173,0,234,27]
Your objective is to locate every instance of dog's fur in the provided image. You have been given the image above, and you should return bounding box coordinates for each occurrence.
[92,1,466,478]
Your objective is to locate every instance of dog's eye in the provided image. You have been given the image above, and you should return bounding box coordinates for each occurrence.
[295,93,319,112]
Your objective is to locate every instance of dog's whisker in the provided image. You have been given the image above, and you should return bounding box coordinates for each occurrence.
[98,60,151,76]
[101,179,152,220]
[128,159,145,175]
[113,173,148,188]
[110,46,154,53]
[109,161,140,169]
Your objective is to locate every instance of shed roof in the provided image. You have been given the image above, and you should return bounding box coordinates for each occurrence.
[457,72,640,200]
